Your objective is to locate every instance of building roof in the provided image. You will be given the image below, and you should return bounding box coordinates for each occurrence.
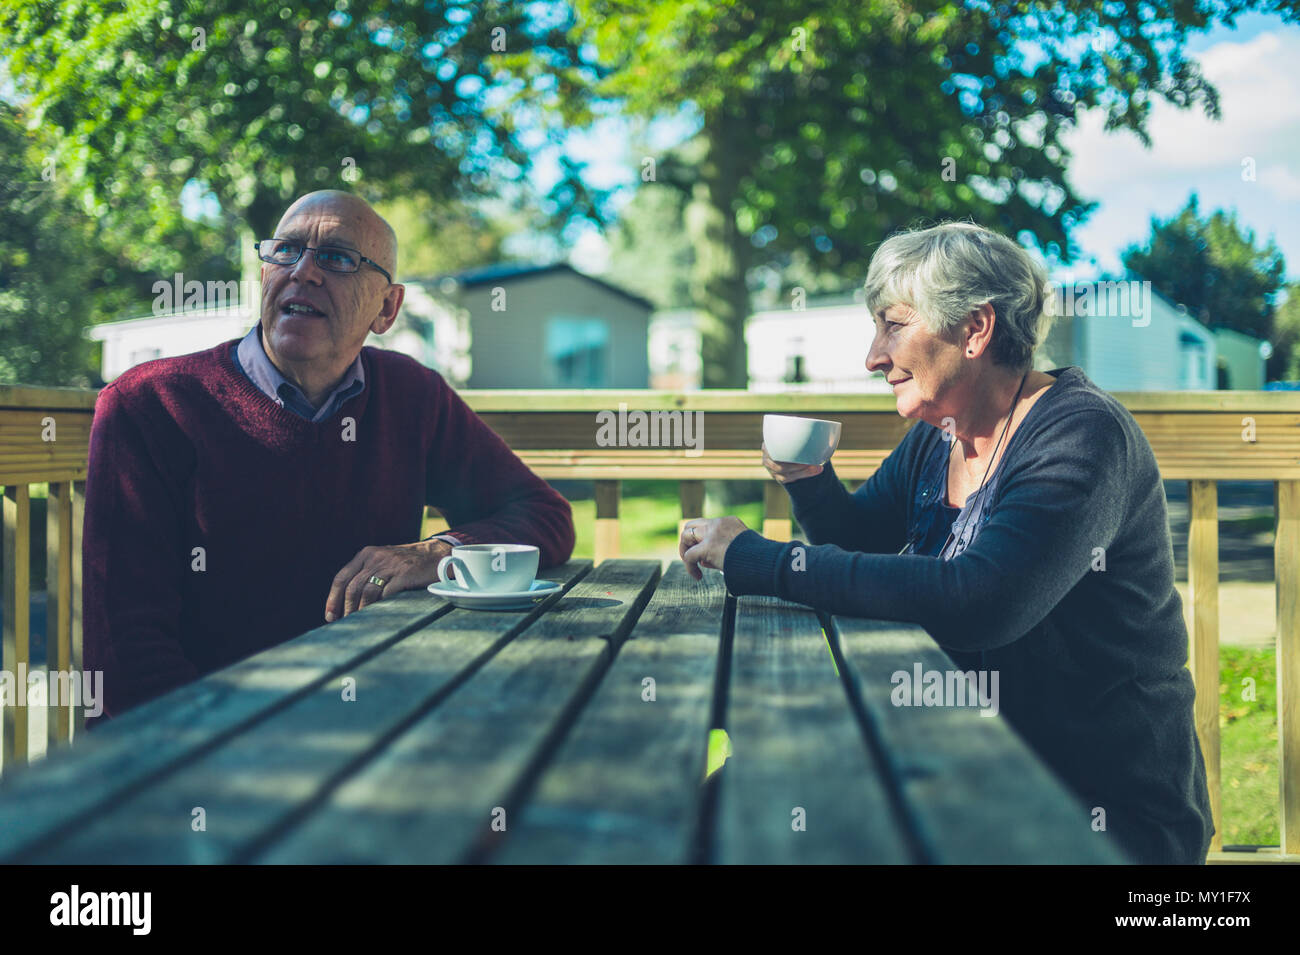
[412,262,655,312]
[1213,326,1266,346]
[84,304,253,338]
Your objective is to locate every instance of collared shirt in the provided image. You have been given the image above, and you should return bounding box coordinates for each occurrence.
[232,324,365,423]
[229,324,460,547]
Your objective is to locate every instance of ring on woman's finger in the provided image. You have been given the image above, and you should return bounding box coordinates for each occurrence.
[368,575,387,589]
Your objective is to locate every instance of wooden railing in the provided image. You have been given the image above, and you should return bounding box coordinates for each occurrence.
[0,385,94,771]
[2,383,1297,863]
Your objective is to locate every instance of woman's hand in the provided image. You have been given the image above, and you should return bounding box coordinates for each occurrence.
[679,517,750,580]
[762,441,825,484]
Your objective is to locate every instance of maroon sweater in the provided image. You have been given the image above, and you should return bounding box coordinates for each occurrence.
[83,340,575,723]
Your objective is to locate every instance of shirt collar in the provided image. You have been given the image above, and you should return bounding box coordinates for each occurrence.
[236,324,366,422]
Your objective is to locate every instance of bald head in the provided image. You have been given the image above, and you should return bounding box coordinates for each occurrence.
[276,190,398,278]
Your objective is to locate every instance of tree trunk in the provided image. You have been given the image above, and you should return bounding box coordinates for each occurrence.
[686,116,751,389]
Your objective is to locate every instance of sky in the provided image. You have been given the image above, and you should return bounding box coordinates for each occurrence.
[550,10,1300,287]
[1060,12,1300,283]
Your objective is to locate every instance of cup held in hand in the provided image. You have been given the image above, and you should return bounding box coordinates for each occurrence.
[762,414,842,466]
[435,544,540,593]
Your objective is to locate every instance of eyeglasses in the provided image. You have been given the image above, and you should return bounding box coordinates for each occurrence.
[254,239,393,284]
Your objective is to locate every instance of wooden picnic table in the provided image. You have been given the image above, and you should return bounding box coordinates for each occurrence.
[0,559,1123,864]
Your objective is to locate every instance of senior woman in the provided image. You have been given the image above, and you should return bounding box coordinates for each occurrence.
[679,221,1214,865]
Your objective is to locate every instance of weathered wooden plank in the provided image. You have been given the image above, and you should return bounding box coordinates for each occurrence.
[761,481,792,541]
[0,561,591,861]
[494,563,728,864]
[46,481,74,747]
[833,618,1126,863]
[465,392,904,412]
[676,480,705,541]
[1187,479,1222,853]
[0,446,92,460]
[458,389,1300,413]
[594,480,620,564]
[0,468,88,486]
[0,386,98,411]
[1277,480,1300,856]
[254,559,661,864]
[515,451,888,482]
[714,596,913,863]
[522,461,1300,481]
[2,485,32,767]
[22,561,598,864]
[70,481,85,737]
[1155,465,1300,480]
[486,418,904,454]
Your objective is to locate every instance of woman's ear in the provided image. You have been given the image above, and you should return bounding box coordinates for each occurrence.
[965,303,997,355]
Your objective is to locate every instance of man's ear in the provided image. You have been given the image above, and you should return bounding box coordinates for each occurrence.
[371,283,405,335]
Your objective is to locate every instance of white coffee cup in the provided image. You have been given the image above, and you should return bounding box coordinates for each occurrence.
[436,544,539,593]
[762,414,842,466]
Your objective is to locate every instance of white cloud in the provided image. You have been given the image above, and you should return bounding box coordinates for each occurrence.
[1061,28,1300,278]
[1066,31,1300,186]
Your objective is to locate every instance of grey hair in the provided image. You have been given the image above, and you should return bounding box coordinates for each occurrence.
[863,221,1049,370]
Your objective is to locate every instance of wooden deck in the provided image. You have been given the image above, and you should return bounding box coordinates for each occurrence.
[0,560,1124,864]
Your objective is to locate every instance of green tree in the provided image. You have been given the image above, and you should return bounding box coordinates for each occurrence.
[0,102,165,386]
[1122,194,1286,344]
[570,0,1293,386]
[374,194,515,279]
[0,0,593,276]
[602,180,696,310]
[1269,285,1300,382]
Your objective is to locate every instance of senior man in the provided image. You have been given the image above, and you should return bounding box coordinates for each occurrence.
[83,190,575,723]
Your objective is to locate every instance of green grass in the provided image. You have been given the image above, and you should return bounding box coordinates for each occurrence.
[1218,646,1279,847]
[567,481,766,561]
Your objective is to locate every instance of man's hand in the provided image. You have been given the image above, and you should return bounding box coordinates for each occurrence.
[325,539,454,621]
[678,517,749,581]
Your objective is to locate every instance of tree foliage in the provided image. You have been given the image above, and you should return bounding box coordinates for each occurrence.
[0,102,165,386]
[1270,286,1300,381]
[0,0,594,274]
[1122,195,1286,344]
[571,0,1297,385]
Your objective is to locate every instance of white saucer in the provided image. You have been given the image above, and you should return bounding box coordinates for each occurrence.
[426,578,564,610]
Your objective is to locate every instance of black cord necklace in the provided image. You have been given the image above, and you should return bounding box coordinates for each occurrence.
[940,370,1029,558]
